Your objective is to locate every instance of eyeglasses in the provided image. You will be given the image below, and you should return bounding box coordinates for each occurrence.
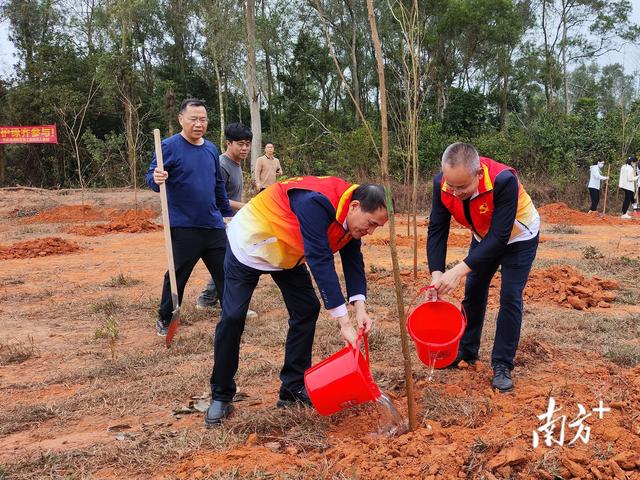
[185,117,208,124]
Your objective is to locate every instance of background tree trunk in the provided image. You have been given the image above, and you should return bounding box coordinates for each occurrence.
[246,0,262,170]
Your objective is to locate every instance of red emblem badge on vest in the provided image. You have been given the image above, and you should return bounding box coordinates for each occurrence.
[479,203,489,214]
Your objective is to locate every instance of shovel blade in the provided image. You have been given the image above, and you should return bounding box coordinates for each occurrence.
[165,306,181,348]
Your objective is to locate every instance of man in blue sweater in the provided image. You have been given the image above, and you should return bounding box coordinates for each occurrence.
[146,98,234,336]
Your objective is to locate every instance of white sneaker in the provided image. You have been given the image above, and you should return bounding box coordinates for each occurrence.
[246,309,258,320]
[621,213,631,219]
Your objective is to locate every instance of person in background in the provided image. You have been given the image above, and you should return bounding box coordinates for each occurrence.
[205,178,388,426]
[196,123,257,320]
[619,155,638,219]
[254,142,283,192]
[587,160,608,214]
[426,142,540,393]
[146,98,233,337]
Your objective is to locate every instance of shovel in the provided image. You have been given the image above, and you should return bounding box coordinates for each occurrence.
[153,129,181,348]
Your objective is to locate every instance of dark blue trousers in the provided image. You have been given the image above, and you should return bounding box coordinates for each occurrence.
[459,234,539,370]
[210,245,321,402]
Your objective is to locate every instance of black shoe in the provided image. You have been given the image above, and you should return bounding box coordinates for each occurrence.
[492,364,514,392]
[445,351,478,369]
[277,386,312,408]
[204,400,234,426]
[156,318,168,337]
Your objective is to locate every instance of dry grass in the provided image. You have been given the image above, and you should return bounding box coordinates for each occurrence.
[89,296,126,316]
[103,273,142,287]
[0,336,38,365]
[580,255,640,283]
[223,406,329,453]
[582,245,604,259]
[421,387,492,428]
[520,308,640,355]
[94,316,119,359]
[5,427,246,479]
[549,223,581,234]
[0,403,59,436]
[604,343,640,367]
[0,275,25,286]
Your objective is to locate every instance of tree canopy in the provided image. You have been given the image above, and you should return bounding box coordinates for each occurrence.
[0,0,638,191]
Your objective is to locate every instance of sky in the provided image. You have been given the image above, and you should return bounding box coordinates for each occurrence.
[0,1,639,79]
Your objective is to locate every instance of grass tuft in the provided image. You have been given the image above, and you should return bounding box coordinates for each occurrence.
[0,336,38,366]
[604,343,640,367]
[0,404,58,436]
[90,297,125,316]
[224,406,329,452]
[549,223,581,234]
[582,245,604,259]
[104,273,142,287]
[421,387,492,428]
[94,316,119,359]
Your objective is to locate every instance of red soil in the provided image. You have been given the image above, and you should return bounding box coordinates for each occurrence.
[167,365,640,479]
[538,202,629,226]
[23,204,114,223]
[66,208,161,236]
[0,237,81,260]
[522,265,619,310]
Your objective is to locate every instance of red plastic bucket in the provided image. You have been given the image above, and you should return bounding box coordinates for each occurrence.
[304,331,381,416]
[407,286,467,369]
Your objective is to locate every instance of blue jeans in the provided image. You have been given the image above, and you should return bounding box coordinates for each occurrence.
[210,245,321,402]
[197,276,218,305]
[459,234,539,370]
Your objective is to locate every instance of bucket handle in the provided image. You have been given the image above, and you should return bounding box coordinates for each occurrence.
[406,285,436,315]
[406,285,466,323]
[352,328,370,366]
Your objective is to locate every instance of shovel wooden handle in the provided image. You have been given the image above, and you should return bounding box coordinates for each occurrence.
[153,129,180,347]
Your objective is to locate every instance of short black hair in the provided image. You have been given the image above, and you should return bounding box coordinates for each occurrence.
[351,184,387,212]
[225,123,253,142]
[179,98,206,113]
[264,141,274,146]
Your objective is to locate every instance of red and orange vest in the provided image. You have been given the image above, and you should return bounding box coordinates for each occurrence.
[440,157,536,240]
[232,176,357,269]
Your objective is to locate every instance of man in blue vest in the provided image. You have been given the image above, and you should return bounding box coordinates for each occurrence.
[427,142,540,393]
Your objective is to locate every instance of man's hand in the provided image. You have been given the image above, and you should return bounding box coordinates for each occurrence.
[338,314,358,347]
[353,300,372,334]
[433,262,471,296]
[153,168,168,185]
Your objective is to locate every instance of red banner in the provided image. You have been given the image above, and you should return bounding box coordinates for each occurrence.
[0,125,58,144]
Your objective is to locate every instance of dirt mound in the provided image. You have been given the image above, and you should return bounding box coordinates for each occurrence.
[522,265,618,309]
[66,208,161,236]
[539,202,628,225]
[0,237,81,260]
[23,204,114,223]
